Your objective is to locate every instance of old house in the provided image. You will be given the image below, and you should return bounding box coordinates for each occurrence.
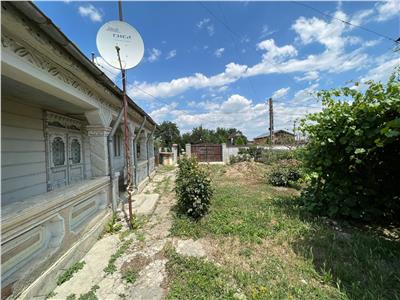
[253,130,295,145]
[1,2,156,298]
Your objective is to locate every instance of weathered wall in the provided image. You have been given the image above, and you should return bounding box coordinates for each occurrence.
[1,98,47,205]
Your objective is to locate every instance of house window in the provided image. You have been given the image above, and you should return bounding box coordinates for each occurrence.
[52,137,65,166]
[70,139,81,164]
[114,134,121,157]
[136,142,141,159]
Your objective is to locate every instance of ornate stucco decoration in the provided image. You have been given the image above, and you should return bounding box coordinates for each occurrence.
[1,32,116,116]
[46,111,84,131]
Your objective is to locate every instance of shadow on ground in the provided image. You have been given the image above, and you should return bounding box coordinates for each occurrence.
[274,197,400,300]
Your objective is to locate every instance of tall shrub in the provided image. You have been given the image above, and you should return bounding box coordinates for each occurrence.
[175,157,213,219]
[300,71,400,221]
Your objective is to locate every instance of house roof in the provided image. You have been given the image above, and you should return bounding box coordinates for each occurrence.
[254,130,294,139]
[9,1,156,127]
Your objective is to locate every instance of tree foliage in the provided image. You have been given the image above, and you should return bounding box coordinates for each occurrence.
[155,121,181,150]
[300,71,400,221]
[186,126,247,145]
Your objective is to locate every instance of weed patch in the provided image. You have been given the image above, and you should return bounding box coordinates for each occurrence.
[57,261,85,285]
[104,239,133,275]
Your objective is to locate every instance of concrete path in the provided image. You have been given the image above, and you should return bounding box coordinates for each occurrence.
[48,167,214,300]
[49,168,176,300]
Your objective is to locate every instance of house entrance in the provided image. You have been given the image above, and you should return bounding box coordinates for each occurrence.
[46,112,85,191]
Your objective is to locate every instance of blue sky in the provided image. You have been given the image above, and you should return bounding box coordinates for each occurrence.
[36,1,399,138]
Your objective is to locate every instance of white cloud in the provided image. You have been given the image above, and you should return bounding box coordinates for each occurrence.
[166,50,177,60]
[214,48,225,58]
[150,92,322,138]
[78,5,103,22]
[148,48,161,63]
[220,94,252,113]
[351,9,374,26]
[197,18,210,29]
[197,18,215,36]
[359,57,400,83]
[272,87,290,99]
[130,11,387,101]
[94,56,120,81]
[207,25,215,36]
[260,25,276,39]
[376,0,400,22]
[295,71,319,82]
[256,39,298,63]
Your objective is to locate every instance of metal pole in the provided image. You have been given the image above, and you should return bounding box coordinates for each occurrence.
[269,98,274,145]
[116,46,133,225]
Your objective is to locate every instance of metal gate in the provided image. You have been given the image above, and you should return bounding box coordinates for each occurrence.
[191,143,222,162]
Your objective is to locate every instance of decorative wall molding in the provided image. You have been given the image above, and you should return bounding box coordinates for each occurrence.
[86,125,112,137]
[46,111,83,131]
[2,32,116,116]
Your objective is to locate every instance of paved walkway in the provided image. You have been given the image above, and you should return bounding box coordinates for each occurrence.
[50,168,176,300]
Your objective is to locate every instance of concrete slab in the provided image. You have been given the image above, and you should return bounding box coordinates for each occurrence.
[51,234,120,299]
[174,239,207,258]
[125,194,160,216]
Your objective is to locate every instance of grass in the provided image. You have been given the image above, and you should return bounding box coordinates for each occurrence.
[169,163,400,300]
[155,173,173,194]
[122,270,138,284]
[66,285,99,300]
[103,239,133,275]
[57,261,86,286]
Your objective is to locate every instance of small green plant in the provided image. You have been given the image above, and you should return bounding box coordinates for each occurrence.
[77,285,99,300]
[57,261,86,285]
[45,291,57,299]
[122,270,138,284]
[66,294,76,300]
[239,248,252,257]
[104,213,122,234]
[136,232,146,242]
[104,239,133,275]
[267,160,302,187]
[175,157,213,219]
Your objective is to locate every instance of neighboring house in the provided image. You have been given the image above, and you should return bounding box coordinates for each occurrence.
[1,2,157,298]
[253,130,295,145]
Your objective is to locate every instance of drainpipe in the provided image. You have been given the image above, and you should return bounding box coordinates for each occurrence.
[107,108,124,211]
[147,125,156,177]
[133,117,146,188]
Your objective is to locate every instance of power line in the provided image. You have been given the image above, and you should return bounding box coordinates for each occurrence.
[199,2,322,104]
[291,1,399,44]
[216,2,259,100]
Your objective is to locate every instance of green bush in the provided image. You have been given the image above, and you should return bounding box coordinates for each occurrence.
[300,71,400,221]
[238,146,262,160]
[267,160,302,187]
[175,157,213,219]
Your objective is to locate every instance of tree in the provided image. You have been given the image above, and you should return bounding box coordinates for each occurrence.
[190,126,213,144]
[155,121,180,150]
[300,70,400,221]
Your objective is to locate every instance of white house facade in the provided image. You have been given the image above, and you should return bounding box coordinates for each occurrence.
[1,2,156,299]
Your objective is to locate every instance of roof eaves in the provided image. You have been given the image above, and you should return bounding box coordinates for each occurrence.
[9,1,156,126]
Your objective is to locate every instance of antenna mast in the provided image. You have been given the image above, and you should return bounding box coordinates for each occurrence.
[117,0,134,225]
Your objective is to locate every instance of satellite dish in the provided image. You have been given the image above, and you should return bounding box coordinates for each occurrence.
[96,20,144,70]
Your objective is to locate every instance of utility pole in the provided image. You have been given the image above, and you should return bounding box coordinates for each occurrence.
[268,98,274,145]
[117,0,134,226]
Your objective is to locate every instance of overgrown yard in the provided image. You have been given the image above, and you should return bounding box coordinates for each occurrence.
[168,162,400,299]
